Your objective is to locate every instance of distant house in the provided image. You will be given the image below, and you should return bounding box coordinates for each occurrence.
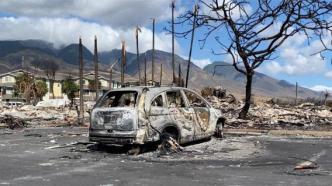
[0,69,30,102]
[0,69,65,102]
[73,72,122,101]
[0,69,135,103]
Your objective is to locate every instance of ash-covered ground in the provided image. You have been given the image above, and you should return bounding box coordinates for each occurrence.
[0,127,331,186]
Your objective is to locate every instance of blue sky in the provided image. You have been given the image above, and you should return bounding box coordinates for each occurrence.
[0,0,331,92]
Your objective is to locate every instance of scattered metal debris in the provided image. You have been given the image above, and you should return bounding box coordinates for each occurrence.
[24,133,42,137]
[45,141,93,150]
[0,115,27,129]
[157,136,184,155]
[294,160,318,170]
[292,150,326,171]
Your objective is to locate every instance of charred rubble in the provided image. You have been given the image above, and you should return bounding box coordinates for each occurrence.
[0,101,91,129]
[203,87,332,131]
[1,86,332,132]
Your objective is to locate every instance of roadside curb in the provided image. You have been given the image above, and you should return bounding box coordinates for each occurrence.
[224,128,332,137]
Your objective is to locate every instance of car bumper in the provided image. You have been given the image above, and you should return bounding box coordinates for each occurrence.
[89,129,140,145]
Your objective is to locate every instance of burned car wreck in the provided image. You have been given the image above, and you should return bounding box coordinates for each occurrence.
[89,87,224,146]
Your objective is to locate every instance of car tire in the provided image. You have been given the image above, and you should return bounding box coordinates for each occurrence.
[160,131,178,143]
[214,125,224,138]
[214,119,225,138]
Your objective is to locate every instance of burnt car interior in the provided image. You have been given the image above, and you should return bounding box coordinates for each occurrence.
[97,91,138,108]
[184,90,207,108]
[151,95,163,107]
[184,90,210,131]
[166,91,186,108]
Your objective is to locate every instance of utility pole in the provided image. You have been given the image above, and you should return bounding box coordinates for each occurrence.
[152,18,155,85]
[109,59,120,90]
[160,64,163,86]
[178,63,182,87]
[93,36,99,101]
[136,26,141,85]
[295,82,298,105]
[21,56,25,70]
[121,41,126,85]
[171,0,176,84]
[144,53,147,86]
[78,37,84,125]
[109,68,112,90]
[185,5,198,88]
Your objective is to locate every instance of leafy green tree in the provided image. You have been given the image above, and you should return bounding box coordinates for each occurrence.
[34,80,48,101]
[88,79,101,91]
[62,78,79,107]
[14,73,34,103]
[14,73,48,104]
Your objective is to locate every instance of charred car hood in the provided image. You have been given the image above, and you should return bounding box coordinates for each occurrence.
[90,107,138,131]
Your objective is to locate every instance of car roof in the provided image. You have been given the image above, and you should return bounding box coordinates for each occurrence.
[101,86,211,110]
[107,86,194,95]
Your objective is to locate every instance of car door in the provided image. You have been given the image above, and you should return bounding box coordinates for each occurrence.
[183,90,211,139]
[149,93,170,125]
[165,90,196,143]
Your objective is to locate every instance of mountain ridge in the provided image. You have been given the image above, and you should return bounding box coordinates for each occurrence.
[0,39,319,99]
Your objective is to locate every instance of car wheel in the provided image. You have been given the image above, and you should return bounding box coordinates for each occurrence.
[214,125,224,138]
[214,119,225,138]
[160,129,179,143]
[158,127,182,153]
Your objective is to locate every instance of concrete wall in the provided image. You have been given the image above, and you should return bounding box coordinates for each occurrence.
[44,80,64,100]
[53,82,62,98]
[100,79,108,88]
[1,75,15,83]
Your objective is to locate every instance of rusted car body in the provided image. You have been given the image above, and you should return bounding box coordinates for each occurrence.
[89,87,224,145]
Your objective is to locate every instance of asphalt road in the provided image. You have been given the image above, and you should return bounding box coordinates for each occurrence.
[0,127,331,186]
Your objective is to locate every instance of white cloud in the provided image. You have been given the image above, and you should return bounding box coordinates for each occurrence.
[256,21,331,76]
[200,0,252,21]
[179,54,213,69]
[192,58,213,68]
[325,71,332,79]
[262,61,283,74]
[262,37,328,75]
[0,0,175,29]
[0,16,180,53]
[310,85,332,92]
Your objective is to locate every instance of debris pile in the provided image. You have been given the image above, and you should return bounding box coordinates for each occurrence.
[0,101,89,128]
[205,87,332,130]
[157,135,183,155]
[246,103,332,130]
[0,115,27,129]
[36,99,70,108]
[133,137,261,161]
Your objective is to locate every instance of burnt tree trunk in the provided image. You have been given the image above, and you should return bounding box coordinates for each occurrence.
[78,38,84,125]
[94,36,99,101]
[152,19,155,84]
[171,0,175,84]
[50,79,55,99]
[239,71,253,119]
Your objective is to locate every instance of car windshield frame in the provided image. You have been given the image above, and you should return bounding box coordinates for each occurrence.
[94,90,139,108]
